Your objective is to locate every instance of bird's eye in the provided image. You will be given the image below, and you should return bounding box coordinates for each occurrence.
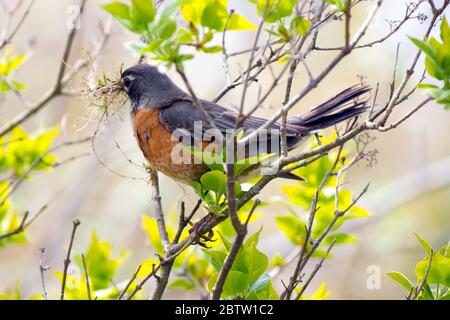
[123,77,132,90]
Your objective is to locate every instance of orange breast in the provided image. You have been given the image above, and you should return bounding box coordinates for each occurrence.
[132,108,209,182]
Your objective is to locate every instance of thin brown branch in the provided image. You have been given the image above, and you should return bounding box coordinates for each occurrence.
[119,264,142,300]
[236,2,269,125]
[379,1,448,125]
[176,65,220,132]
[39,247,49,300]
[81,254,92,300]
[173,199,202,245]
[60,219,81,300]
[0,205,47,241]
[221,9,234,83]
[282,146,343,300]
[127,263,160,300]
[0,0,110,138]
[55,0,87,92]
[294,239,336,300]
[0,0,35,50]
[344,0,352,52]
[239,0,383,147]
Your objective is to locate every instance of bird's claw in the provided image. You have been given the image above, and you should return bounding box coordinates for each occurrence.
[189,213,216,248]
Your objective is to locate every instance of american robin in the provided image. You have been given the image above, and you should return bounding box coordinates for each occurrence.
[120,64,369,183]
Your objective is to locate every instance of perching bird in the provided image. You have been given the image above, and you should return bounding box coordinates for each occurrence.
[120,64,369,183]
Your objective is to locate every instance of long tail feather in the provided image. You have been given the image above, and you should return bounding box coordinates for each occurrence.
[287,85,370,130]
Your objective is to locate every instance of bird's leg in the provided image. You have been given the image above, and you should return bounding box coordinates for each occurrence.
[314,133,322,145]
[189,213,216,248]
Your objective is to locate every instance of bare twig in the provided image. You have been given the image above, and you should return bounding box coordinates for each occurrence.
[294,239,336,300]
[236,2,269,125]
[379,1,448,125]
[176,65,219,132]
[81,254,92,300]
[282,146,344,300]
[221,9,234,83]
[118,264,142,300]
[127,263,160,300]
[0,0,35,50]
[39,247,49,300]
[344,0,352,52]
[0,205,47,241]
[60,220,81,300]
[173,199,202,245]
[239,0,383,147]
[0,0,110,138]
[55,0,87,91]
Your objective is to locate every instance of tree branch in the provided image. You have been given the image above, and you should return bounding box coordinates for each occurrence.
[60,220,81,300]
[81,253,92,300]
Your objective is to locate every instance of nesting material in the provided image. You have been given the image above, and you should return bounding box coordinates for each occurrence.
[85,68,128,118]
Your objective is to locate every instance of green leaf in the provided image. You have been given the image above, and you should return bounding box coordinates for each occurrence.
[102,2,141,33]
[201,45,223,53]
[291,16,311,36]
[2,126,59,177]
[0,50,28,76]
[199,170,241,198]
[130,0,155,27]
[168,277,196,290]
[411,17,450,110]
[201,2,228,30]
[142,215,164,254]
[298,282,332,300]
[242,229,269,283]
[246,273,279,300]
[136,259,159,278]
[203,249,227,272]
[415,233,433,255]
[220,270,249,298]
[410,37,437,61]
[207,229,270,299]
[324,232,358,245]
[269,254,285,268]
[416,252,450,287]
[275,215,306,245]
[417,84,439,89]
[250,0,297,23]
[387,271,415,292]
[80,233,124,290]
[187,250,212,281]
[0,194,27,248]
[181,0,210,25]
[200,170,227,197]
[147,1,179,41]
[227,14,256,31]
[440,16,450,44]
[326,0,348,12]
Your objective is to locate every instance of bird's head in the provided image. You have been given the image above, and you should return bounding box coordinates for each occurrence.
[121,64,188,111]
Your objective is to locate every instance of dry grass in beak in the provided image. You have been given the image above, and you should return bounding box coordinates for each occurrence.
[85,69,128,118]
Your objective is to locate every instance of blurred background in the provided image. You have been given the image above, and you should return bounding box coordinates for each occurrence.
[0,0,449,299]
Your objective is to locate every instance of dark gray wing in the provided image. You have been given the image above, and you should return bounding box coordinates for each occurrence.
[159,99,306,153]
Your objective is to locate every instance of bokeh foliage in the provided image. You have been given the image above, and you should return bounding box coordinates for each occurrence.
[388,235,450,300]
[412,16,450,109]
